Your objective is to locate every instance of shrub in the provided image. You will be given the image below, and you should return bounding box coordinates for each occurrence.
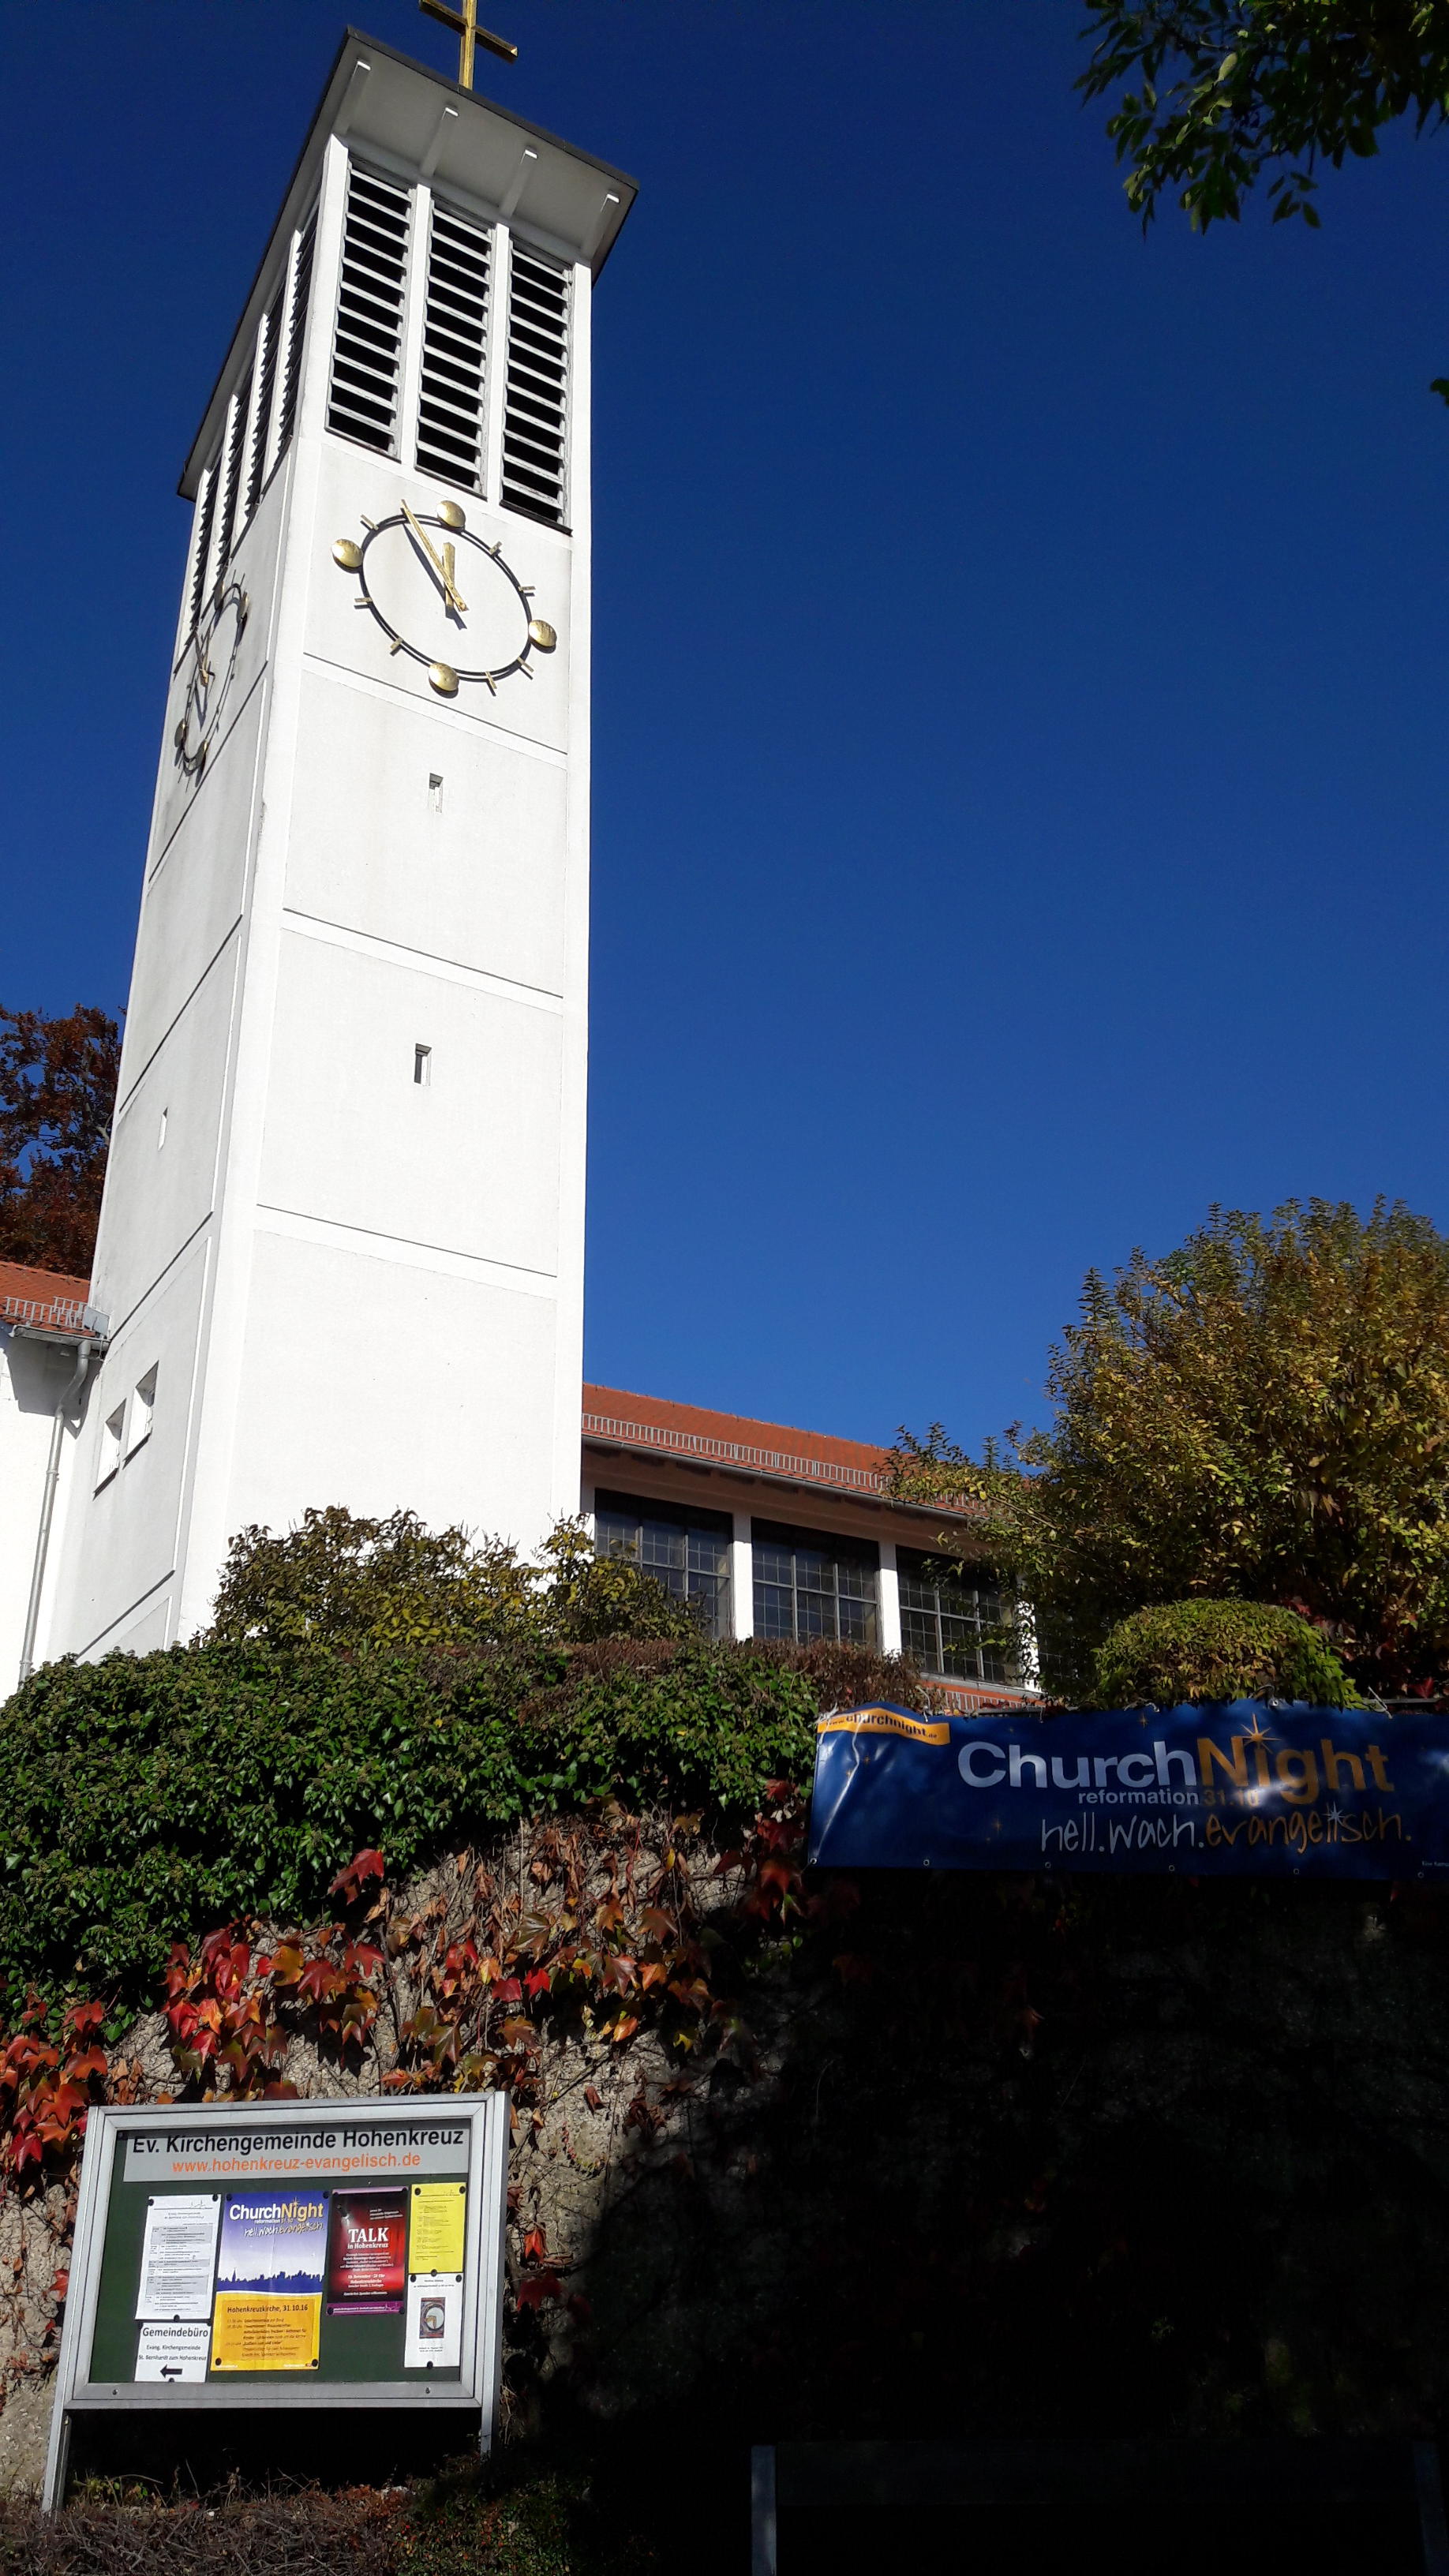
[0,1634,874,2003]
[1091,1599,1361,1709]
[208,1508,692,1654]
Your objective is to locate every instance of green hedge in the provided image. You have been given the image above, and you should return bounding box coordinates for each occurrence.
[0,1635,865,2003]
[1091,1598,1360,1709]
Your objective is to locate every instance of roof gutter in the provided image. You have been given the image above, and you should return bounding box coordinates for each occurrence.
[17,1324,106,1687]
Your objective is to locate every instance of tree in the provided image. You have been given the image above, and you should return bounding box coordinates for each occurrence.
[1080,2,1449,234]
[0,1005,122,1277]
[889,1200,1449,1695]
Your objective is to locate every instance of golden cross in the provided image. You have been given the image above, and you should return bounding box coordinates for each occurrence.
[419,0,517,90]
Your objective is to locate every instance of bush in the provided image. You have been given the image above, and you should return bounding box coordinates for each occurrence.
[1091,1599,1361,1709]
[0,1633,891,2003]
[208,1507,693,1653]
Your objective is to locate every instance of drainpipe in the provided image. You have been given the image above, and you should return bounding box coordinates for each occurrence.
[18,1335,98,1686]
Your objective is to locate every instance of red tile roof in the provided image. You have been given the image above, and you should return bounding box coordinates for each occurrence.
[0,1260,97,1338]
[583,1381,910,1503]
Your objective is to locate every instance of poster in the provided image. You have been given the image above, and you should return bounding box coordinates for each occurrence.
[403,2274,462,2370]
[810,1702,1449,1880]
[134,2320,210,2383]
[209,2189,327,2372]
[409,2181,466,2274]
[327,2188,406,2314]
[135,2193,220,2320]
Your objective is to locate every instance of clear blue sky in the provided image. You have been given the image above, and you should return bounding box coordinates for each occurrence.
[4,2,1447,1455]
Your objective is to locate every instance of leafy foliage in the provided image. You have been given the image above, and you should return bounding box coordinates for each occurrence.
[889,1200,1449,1694]
[0,1004,121,1275]
[1091,1597,1360,1708]
[0,1635,845,2001]
[207,1508,694,1656]
[1080,1,1449,233]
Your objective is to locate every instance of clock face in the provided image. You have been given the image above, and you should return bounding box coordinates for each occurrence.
[331,499,556,698]
[175,581,249,776]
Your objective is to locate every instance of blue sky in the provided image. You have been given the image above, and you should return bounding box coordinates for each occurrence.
[4,2,1447,1455]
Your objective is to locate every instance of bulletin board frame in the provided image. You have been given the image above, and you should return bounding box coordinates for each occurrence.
[43,2094,509,2509]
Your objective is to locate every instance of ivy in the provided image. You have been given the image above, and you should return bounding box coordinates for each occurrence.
[0,1635,900,2006]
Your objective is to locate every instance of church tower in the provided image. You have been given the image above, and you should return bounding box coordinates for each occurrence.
[45,30,635,1659]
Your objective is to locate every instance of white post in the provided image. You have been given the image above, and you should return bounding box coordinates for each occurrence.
[731,1511,754,1641]
[878,1536,902,1656]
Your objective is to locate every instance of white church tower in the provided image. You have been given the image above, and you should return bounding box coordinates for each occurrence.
[44,28,635,1660]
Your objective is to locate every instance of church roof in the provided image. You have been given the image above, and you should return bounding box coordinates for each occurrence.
[0,1260,99,1339]
[583,1382,975,1520]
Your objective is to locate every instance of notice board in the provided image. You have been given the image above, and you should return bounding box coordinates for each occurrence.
[44,2095,508,2507]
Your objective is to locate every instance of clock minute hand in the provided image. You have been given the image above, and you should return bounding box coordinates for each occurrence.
[400,500,467,614]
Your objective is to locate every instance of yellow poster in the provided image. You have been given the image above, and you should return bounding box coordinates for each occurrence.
[209,2293,321,2372]
[409,2181,466,2275]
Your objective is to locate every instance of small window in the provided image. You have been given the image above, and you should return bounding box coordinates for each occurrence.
[97,1404,125,1489]
[898,1548,1012,1684]
[414,1044,432,1087]
[752,1521,878,1648]
[429,773,444,811]
[594,1489,732,1639]
[157,1106,168,1151]
[127,1367,157,1458]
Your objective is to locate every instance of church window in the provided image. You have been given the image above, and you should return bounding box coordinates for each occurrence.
[212,365,253,580]
[500,242,570,526]
[414,1043,432,1086]
[328,162,413,455]
[898,1548,1012,1684]
[127,1368,157,1458]
[183,466,217,647]
[243,271,286,526]
[275,206,316,459]
[97,1404,125,1491]
[752,1522,879,1648]
[416,196,493,495]
[593,1490,732,1638]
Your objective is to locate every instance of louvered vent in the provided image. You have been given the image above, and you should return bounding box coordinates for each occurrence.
[212,365,253,578]
[244,271,286,522]
[185,465,218,642]
[501,244,569,525]
[328,163,411,454]
[415,198,492,494]
[275,207,316,458]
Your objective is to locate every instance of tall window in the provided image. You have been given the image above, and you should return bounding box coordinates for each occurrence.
[898,1548,1011,1684]
[753,1522,878,1648]
[593,1491,732,1638]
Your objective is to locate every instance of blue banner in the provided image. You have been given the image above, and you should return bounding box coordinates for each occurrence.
[807,1702,1449,1879]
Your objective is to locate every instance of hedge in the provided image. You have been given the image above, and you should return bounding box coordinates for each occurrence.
[0,1635,916,2003]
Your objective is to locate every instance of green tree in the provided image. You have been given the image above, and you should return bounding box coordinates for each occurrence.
[1080,2,1449,233]
[0,1004,122,1276]
[889,1200,1449,1696]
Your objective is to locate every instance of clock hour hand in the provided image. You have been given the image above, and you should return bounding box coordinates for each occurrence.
[400,500,467,616]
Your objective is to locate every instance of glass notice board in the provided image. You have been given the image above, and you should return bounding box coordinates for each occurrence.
[45,2096,508,2507]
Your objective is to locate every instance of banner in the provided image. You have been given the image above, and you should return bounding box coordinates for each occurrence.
[808,1702,1449,1879]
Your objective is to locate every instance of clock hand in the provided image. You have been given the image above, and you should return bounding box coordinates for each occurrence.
[400,500,468,616]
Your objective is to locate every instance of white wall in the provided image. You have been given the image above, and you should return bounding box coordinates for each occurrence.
[0,1334,72,1690]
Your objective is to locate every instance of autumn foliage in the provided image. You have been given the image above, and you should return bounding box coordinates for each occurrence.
[0,1005,120,1277]
[891,1200,1449,1695]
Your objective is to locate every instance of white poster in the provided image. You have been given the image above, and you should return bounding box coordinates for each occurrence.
[134,2320,211,2383]
[135,2192,222,2320]
[403,2273,463,2371]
